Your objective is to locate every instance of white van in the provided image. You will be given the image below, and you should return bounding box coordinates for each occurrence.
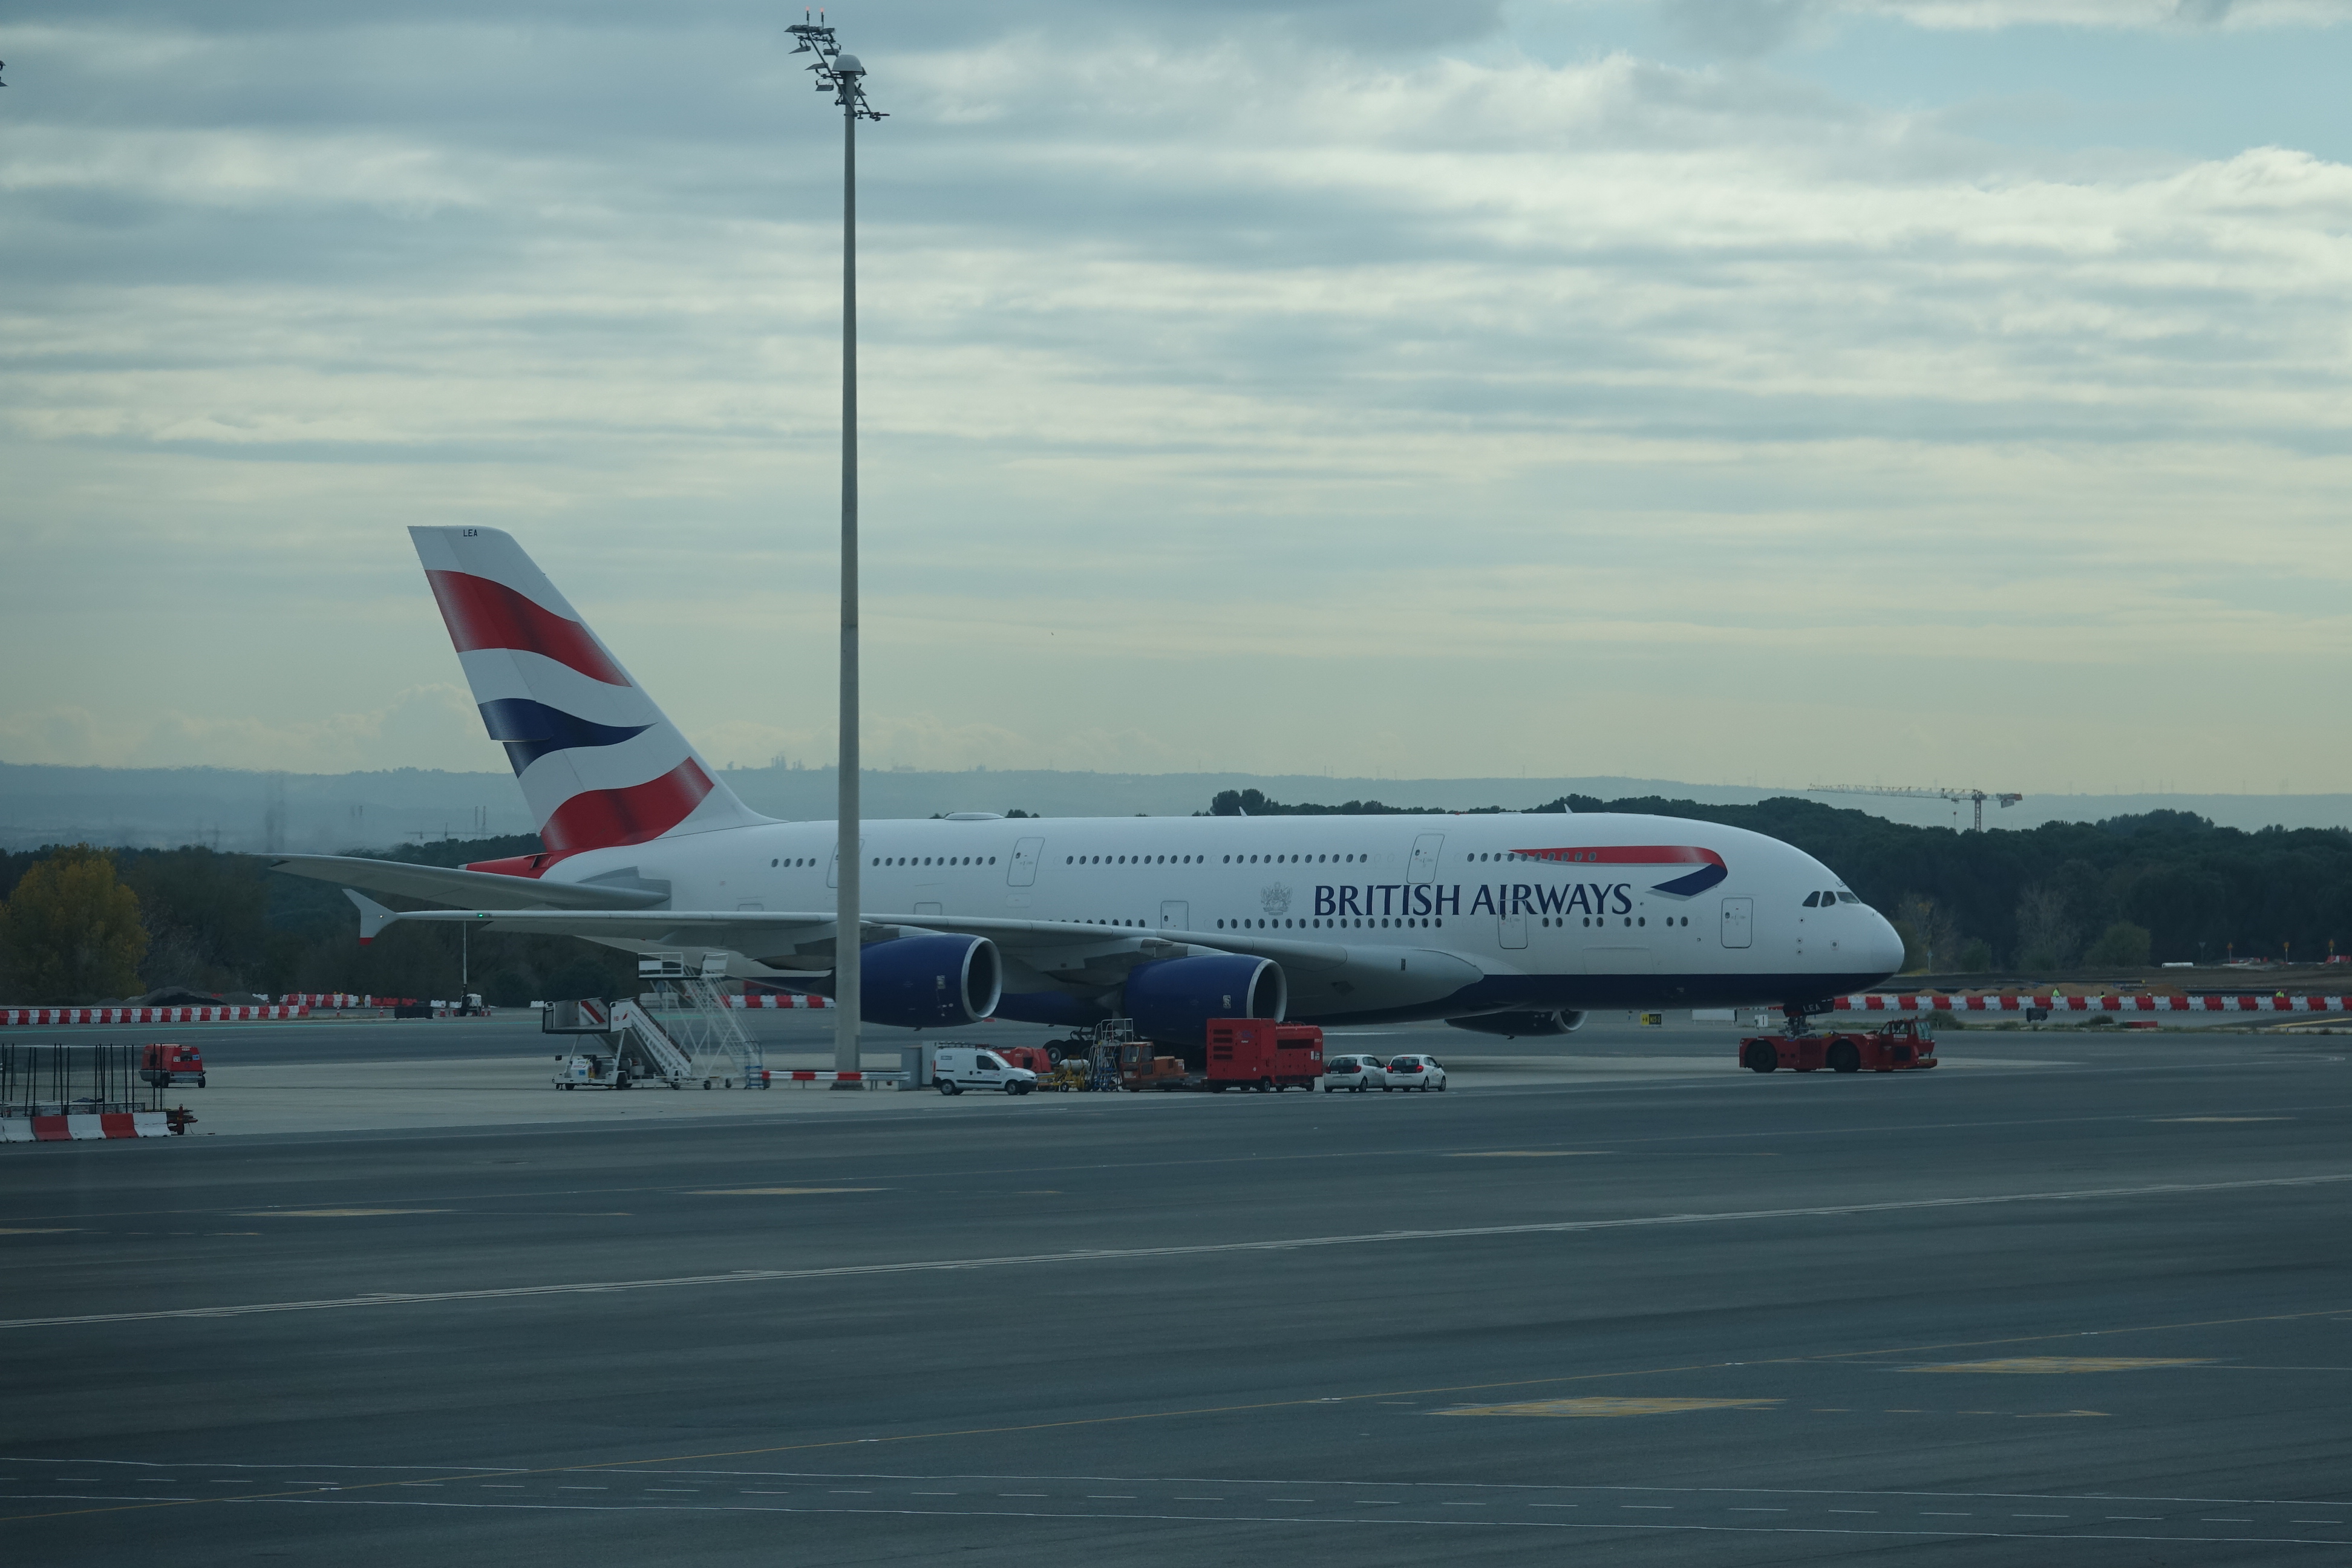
[932,1046,1038,1096]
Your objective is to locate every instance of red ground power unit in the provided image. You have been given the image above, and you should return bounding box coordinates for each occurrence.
[1205,1019,1324,1092]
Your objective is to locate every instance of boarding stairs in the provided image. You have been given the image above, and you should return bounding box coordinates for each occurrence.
[1086,1018,1138,1093]
[638,953,766,1088]
[544,995,697,1088]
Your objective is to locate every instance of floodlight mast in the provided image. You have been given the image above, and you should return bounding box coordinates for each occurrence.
[787,13,885,1078]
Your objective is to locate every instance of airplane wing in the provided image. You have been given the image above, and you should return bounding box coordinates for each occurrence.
[270,854,667,910]
[341,900,1488,1011]
[346,901,1356,974]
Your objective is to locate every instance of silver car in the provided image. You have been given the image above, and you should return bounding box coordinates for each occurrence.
[1322,1053,1390,1093]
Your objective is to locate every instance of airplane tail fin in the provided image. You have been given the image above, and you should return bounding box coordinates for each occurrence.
[408,526,765,859]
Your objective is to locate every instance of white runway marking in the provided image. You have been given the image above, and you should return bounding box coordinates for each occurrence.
[7,1169,2349,1330]
[195,1492,2352,1543]
[7,1461,2348,1547]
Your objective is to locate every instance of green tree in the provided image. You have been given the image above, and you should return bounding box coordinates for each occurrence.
[1,845,149,1002]
[2084,921,2153,968]
[1956,937,1994,972]
[2011,884,2079,972]
[1894,892,1959,972]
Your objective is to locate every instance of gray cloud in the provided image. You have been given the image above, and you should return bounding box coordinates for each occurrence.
[1657,0,1836,57]
[2,1,2349,791]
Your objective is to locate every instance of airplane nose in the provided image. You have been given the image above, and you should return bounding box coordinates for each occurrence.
[1866,912,1906,979]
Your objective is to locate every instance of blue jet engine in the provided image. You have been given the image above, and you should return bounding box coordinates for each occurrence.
[856,934,1002,1028]
[1122,954,1285,1045]
[1445,1010,1586,1037]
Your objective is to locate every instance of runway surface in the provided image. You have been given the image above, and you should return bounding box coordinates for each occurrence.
[5,1025,2349,1564]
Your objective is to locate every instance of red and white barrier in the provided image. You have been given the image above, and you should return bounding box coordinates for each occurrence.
[0,1005,312,1026]
[729,993,833,1010]
[1829,994,2348,1014]
[1,1111,171,1142]
[765,1069,900,1086]
[278,993,388,1009]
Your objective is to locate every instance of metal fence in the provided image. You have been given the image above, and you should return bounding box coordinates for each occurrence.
[0,1044,162,1119]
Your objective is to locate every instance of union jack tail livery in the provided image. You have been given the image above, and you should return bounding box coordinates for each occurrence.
[410,526,764,860]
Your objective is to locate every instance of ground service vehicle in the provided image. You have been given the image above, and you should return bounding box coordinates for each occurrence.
[554,1052,629,1089]
[991,1044,1057,1075]
[1206,1019,1324,1091]
[140,1044,204,1088]
[933,1047,1037,1095]
[1385,1053,1447,1091]
[1323,1053,1388,1093]
[1122,1053,1192,1090]
[1739,1018,1938,1074]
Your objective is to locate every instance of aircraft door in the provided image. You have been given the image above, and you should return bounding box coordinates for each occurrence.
[827,838,866,889]
[1499,906,1528,949]
[1159,901,1189,931]
[1008,836,1045,887]
[1410,833,1445,885]
[1720,896,1753,949]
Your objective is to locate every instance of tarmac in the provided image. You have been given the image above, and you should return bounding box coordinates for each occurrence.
[4,1012,2349,1564]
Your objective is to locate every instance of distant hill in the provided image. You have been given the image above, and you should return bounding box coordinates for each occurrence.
[2,760,2347,852]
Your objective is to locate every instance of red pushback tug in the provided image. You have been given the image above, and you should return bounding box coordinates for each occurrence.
[1739,1016,1936,1074]
[141,1043,205,1088]
[1206,1019,1324,1092]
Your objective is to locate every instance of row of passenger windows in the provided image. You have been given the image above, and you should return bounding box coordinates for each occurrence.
[1218,917,1443,930]
[769,849,1642,872]
[768,855,1005,868]
[1068,853,1372,865]
[1537,916,1691,929]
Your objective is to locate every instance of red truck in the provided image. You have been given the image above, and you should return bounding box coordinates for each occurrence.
[1205,1019,1324,1092]
[142,1043,206,1088]
[992,1044,1059,1075]
[1738,1018,1936,1074]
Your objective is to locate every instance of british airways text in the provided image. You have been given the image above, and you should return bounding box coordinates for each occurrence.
[1312,883,1636,918]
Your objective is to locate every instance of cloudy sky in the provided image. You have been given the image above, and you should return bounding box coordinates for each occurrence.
[5,0,2348,795]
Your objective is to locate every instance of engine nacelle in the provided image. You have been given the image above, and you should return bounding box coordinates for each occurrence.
[855,935,1002,1029]
[1123,954,1285,1046]
[1445,1009,1586,1038]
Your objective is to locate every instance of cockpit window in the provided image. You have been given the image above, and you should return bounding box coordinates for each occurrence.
[1802,891,1821,907]
[1835,891,1861,904]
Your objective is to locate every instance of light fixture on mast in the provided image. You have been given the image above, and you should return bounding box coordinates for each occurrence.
[786,11,884,1078]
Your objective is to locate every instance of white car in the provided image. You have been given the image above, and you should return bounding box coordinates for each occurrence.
[1384,1054,1447,1092]
[932,1047,1037,1096]
[1322,1054,1390,1093]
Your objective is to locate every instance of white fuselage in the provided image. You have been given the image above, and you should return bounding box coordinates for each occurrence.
[531,811,1905,1024]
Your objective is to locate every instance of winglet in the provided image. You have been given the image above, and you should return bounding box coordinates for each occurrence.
[344,889,400,945]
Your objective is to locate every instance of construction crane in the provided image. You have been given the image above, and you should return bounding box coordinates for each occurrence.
[1809,784,2024,832]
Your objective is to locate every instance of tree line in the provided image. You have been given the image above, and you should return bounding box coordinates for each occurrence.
[0,838,638,1007]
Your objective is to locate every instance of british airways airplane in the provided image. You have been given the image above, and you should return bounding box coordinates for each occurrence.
[271,527,1904,1042]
